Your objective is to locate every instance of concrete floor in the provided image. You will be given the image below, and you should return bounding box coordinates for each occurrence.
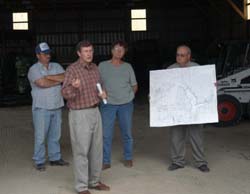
[0,102,250,194]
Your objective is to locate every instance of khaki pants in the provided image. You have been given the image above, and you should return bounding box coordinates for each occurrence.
[69,107,103,192]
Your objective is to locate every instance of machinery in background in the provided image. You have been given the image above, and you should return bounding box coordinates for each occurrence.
[0,54,33,106]
[15,56,31,94]
[215,40,250,127]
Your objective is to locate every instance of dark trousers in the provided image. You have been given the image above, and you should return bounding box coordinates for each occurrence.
[169,124,208,167]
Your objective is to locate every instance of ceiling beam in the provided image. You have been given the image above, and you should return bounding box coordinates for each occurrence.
[244,0,247,19]
[225,0,246,20]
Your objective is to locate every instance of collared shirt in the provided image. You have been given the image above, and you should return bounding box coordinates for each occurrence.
[27,61,65,110]
[62,59,101,110]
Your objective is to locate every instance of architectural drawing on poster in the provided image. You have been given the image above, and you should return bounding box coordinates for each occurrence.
[150,65,218,127]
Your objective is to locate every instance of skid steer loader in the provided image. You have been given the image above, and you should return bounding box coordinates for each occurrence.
[215,40,250,126]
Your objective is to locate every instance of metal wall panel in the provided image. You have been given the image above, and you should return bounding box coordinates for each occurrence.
[34,9,158,63]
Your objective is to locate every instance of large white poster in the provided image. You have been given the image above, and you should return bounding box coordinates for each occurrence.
[150,65,218,127]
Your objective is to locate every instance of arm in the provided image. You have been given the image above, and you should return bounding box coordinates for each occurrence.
[46,63,65,82]
[34,77,60,88]
[128,64,138,94]
[45,73,64,82]
[61,68,79,100]
[132,84,138,94]
[28,63,64,88]
[98,63,108,99]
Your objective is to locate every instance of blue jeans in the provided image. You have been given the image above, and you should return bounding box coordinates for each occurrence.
[100,101,134,164]
[32,108,62,164]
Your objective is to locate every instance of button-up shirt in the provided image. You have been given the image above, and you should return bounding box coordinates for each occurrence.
[62,59,101,110]
[27,62,65,110]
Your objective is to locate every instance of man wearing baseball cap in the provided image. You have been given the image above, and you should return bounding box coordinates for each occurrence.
[28,42,69,171]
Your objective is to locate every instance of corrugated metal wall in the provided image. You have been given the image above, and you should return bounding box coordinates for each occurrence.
[34,9,159,64]
[0,2,249,98]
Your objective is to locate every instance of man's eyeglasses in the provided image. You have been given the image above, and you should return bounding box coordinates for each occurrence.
[176,53,188,57]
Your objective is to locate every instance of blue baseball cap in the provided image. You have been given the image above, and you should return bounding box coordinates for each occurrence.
[35,42,51,54]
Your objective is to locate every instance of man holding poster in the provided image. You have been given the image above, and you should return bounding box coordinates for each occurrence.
[166,45,210,172]
[150,45,216,172]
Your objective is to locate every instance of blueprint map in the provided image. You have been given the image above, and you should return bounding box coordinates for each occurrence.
[150,65,218,127]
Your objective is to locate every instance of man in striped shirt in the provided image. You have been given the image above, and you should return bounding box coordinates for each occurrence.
[62,40,110,194]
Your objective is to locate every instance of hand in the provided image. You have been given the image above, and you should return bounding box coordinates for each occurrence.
[98,90,107,99]
[72,78,80,88]
[214,81,218,89]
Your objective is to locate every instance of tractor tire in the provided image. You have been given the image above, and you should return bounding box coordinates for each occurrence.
[216,94,242,127]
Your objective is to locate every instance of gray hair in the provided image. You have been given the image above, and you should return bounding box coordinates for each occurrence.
[177,45,191,55]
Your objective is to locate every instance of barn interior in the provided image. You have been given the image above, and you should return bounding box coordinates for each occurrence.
[0,0,250,194]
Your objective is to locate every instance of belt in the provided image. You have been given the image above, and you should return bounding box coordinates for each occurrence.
[88,104,99,108]
[70,104,99,111]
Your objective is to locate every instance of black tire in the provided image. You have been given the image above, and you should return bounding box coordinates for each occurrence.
[215,94,242,127]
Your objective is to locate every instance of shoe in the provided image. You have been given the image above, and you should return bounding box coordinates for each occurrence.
[89,182,110,191]
[78,190,91,194]
[35,163,46,171]
[124,160,133,168]
[50,159,69,166]
[168,163,184,171]
[102,164,111,170]
[198,164,210,172]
